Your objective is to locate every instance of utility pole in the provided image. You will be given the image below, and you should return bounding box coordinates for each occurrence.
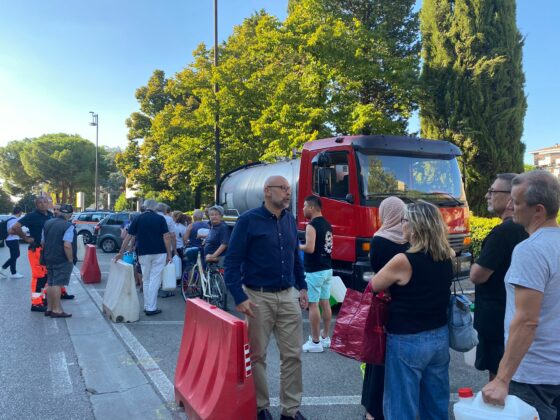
[213,0,220,204]
[89,112,99,210]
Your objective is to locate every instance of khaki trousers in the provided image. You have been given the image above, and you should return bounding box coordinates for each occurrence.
[245,287,303,417]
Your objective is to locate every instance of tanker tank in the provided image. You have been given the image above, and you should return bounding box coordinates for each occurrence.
[219,159,301,219]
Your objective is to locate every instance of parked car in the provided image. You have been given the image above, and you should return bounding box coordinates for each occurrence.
[73,211,111,244]
[94,212,137,253]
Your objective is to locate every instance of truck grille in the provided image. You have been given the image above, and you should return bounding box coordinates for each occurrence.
[448,233,467,253]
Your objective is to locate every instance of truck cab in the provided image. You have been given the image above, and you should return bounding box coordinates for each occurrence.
[297,135,471,290]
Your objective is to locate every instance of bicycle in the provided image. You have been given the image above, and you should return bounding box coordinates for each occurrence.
[181,247,228,310]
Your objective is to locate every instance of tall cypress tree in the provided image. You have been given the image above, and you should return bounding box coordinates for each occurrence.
[420,0,526,215]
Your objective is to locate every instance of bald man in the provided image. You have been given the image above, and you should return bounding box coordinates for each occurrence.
[224,176,308,420]
[11,197,51,311]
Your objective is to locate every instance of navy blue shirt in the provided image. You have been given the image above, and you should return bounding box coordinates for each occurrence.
[127,210,168,256]
[224,204,306,305]
[204,221,230,256]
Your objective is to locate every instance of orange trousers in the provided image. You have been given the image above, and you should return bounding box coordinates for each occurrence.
[28,247,47,306]
[28,247,69,306]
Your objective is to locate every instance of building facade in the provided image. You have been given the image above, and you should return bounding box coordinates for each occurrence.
[530,144,560,178]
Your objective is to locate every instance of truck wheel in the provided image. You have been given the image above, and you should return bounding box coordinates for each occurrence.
[101,238,117,253]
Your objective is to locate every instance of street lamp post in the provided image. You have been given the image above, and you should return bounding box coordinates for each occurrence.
[214,0,220,204]
[89,112,99,210]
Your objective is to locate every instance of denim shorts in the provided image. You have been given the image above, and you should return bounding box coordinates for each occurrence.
[305,269,332,303]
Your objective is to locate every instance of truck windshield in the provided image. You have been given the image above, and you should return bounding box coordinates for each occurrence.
[356,152,466,206]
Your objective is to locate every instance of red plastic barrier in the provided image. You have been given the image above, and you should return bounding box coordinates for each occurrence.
[80,244,101,284]
[175,298,256,420]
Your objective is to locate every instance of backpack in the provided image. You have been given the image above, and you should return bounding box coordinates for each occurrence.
[0,217,16,241]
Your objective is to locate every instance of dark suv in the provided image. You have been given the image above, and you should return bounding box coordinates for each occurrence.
[73,211,111,244]
[94,212,136,253]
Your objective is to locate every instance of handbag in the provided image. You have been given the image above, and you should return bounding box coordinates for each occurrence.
[448,279,478,352]
[331,283,390,365]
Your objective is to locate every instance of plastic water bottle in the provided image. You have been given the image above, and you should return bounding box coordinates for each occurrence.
[454,387,539,419]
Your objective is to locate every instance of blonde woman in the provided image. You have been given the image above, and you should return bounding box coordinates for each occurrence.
[370,201,454,419]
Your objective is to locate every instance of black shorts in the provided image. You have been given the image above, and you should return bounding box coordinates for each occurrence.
[509,381,560,420]
[475,336,504,374]
[46,262,73,286]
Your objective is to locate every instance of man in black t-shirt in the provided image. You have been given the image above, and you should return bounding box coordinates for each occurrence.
[115,199,172,316]
[11,196,52,311]
[299,196,333,353]
[470,173,528,380]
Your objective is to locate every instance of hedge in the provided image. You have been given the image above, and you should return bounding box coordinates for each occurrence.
[469,215,501,259]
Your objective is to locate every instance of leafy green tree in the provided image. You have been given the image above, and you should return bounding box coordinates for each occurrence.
[419,0,526,215]
[0,139,37,195]
[16,192,37,213]
[0,188,13,213]
[523,163,535,172]
[100,147,125,199]
[19,134,98,203]
[114,192,131,211]
[119,3,421,206]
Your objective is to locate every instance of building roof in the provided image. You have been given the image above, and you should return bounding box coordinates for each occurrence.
[530,144,560,155]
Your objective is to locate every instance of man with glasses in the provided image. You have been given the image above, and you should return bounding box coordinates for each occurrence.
[225,176,308,420]
[483,170,560,419]
[470,173,528,380]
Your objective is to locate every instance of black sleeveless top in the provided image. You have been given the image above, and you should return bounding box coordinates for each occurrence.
[386,252,452,334]
[303,216,332,272]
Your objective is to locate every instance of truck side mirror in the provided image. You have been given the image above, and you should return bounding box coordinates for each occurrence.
[345,193,354,204]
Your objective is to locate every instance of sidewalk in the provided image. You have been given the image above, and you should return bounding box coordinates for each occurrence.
[0,243,175,419]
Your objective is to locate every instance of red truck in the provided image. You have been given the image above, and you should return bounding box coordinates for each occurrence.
[219,135,471,290]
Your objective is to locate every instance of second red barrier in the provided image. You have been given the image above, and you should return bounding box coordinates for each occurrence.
[80,244,101,284]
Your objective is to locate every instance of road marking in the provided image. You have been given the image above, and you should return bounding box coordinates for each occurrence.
[72,267,175,404]
[44,316,59,335]
[270,393,460,407]
[49,352,73,395]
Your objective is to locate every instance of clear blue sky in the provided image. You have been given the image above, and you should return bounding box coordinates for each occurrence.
[0,1,557,164]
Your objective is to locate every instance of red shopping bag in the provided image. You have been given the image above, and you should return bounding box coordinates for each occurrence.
[331,284,390,365]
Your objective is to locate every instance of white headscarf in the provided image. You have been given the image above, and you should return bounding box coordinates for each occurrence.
[373,196,407,244]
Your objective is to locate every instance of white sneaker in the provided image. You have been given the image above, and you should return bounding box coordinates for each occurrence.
[0,268,9,278]
[302,336,324,353]
[10,272,23,279]
[320,331,331,348]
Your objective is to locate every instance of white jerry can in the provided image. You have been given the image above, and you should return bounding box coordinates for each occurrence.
[454,388,539,420]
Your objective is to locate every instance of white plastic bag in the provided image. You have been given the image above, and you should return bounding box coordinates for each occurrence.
[330,276,347,303]
[161,262,176,291]
[173,254,182,280]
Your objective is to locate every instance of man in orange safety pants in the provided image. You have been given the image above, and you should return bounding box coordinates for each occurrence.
[10,197,74,312]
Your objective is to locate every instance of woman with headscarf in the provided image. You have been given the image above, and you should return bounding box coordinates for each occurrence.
[361,197,408,420]
[371,201,454,419]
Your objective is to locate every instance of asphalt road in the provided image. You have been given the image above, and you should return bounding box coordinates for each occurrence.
[89,248,487,419]
[0,242,488,419]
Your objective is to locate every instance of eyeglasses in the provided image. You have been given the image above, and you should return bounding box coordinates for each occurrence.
[267,185,291,193]
[487,189,511,195]
[400,218,408,224]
